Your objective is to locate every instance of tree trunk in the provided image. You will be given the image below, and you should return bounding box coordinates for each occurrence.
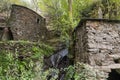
[68,0,73,27]
[32,0,38,12]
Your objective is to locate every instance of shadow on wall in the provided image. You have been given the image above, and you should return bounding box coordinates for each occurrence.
[0,27,13,41]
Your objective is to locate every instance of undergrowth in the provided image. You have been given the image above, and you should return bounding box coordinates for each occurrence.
[0,41,107,80]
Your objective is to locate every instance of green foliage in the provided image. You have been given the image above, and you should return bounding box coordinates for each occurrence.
[0,41,54,80]
[74,63,106,80]
[0,41,54,57]
[64,65,75,80]
[73,0,95,19]
[42,62,106,80]
[0,51,57,80]
[32,45,53,58]
[0,0,10,12]
[38,0,96,43]
[38,0,70,42]
[35,68,59,80]
[0,51,35,80]
[0,47,106,80]
[38,0,120,43]
[84,0,120,19]
[64,62,106,80]
[103,0,120,19]
[0,0,30,13]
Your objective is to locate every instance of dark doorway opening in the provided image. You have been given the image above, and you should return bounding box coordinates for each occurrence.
[0,27,14,41]
[107,69,120,80]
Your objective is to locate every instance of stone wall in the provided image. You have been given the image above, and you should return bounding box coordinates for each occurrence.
[8,5,48,42]
[73,19,120,78]
[73,21,88,63]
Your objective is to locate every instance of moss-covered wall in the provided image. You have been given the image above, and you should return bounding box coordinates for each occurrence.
[0,41,53,57]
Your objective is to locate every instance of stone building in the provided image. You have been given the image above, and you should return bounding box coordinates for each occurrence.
[8,4,47,42]
[73,19,120,80]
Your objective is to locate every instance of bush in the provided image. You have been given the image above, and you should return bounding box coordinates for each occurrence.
[64,62,107,80]
[0,41,53,80]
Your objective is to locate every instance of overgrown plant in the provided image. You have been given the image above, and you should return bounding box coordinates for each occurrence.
[38,0,96,44]
[0,41,54,80]
[0,51,35,80]
[0,50,107,80]
[64,62,107,80]
[0,50,59,80]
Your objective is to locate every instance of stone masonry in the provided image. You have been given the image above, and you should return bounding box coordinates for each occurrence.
[8,4,48,42]
[73,19,120,79]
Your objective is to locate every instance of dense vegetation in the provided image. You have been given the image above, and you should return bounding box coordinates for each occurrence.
[0,41,103,80]
[0,41,53,80]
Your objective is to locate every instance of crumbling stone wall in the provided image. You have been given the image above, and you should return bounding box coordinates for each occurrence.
[73,19,120,78]
[8,5,48,42]
[73,21,88,63]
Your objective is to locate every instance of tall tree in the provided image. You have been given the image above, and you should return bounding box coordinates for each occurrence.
[37,0,96,42]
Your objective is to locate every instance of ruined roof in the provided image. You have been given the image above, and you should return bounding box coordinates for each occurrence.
[74,18,120,33]
[12,4,44,19]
